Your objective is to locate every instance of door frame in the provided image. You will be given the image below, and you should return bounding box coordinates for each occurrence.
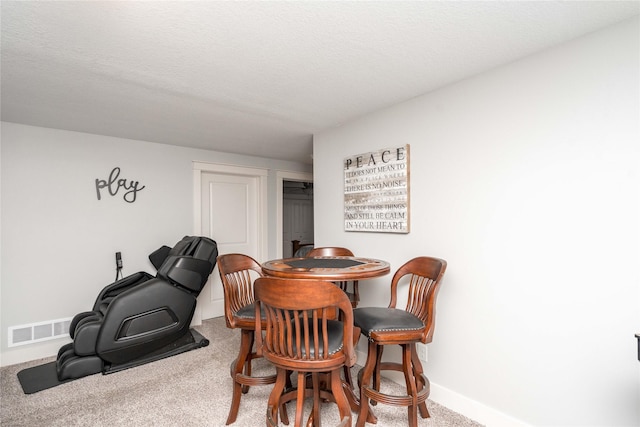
[276,170,313,258]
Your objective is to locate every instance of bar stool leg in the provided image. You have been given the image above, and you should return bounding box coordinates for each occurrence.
[242,332,256,394]
[266,368,288,427]
[226,329,253,425]
[410,345,430,418]
[330,368,352,426]
[371,346,384,406]
[293,371,306,427]
[311,372,321,427]
[401,344,419,427]
[356,341,378,427]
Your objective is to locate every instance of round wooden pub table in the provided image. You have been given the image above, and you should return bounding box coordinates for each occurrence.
[261,256,390,281]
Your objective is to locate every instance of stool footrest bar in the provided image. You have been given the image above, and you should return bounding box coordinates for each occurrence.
[229,359,277,386]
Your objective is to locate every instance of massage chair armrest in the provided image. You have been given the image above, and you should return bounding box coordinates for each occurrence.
[95,278,195,364]
[92,271,155,311]
[157,256,213,293]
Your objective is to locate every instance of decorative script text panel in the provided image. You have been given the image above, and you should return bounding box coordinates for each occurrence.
[344,145,409,233]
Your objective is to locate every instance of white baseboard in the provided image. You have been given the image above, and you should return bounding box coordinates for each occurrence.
[1,337,68,367]
[355,349,531,427]
[429,382,531,427]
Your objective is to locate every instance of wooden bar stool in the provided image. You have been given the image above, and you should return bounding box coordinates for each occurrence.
[218,253,278,425]
[254,277,357,427]
[353,256,447,427]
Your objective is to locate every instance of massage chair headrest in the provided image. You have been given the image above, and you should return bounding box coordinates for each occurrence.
[154,236,218,293]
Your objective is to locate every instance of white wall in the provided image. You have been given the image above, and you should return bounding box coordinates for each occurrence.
[0,122,311,366]
[313,17,639,427]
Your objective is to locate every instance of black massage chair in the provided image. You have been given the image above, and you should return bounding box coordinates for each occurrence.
[56,235,218,381]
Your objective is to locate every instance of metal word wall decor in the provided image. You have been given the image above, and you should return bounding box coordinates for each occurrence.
[95,167,146,203]
[344,145,410,233]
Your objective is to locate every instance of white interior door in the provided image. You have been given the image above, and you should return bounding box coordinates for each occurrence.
[194,164,266,321]
[283,198,314,257]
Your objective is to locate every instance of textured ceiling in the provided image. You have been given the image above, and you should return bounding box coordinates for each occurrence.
[2,1,638,164]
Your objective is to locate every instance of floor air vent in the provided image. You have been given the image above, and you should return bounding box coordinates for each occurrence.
[8,318,72,347]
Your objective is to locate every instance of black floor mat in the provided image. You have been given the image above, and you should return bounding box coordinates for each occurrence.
[17,329,209,394]
[17,361,73,394]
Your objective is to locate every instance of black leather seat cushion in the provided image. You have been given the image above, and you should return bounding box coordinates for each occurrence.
[354,307,424,338]
[235,302,266,320]
[293,319,344,357]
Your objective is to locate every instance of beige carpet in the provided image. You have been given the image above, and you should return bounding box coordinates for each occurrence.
[1,316,483,427]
